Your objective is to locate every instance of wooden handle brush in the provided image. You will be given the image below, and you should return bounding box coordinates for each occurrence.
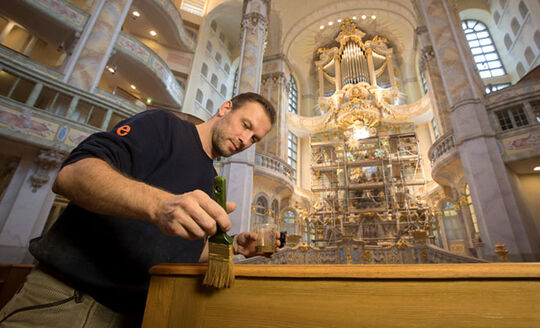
[203,176,235,288]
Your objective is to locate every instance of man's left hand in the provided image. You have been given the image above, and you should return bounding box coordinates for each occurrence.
[233,231,280,257]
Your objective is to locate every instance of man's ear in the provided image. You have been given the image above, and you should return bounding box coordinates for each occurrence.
[217,100,232,117]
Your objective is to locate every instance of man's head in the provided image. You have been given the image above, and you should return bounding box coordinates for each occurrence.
[210,92,276,158]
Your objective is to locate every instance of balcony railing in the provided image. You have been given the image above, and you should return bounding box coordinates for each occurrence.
[23,0,88,31]
[255,151,294,185]
[152,0,196,52]
[428,133,456,165]
[0,54,142,151]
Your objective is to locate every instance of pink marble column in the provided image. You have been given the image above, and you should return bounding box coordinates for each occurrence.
[416,26,452,135]
[419,0,540,260]
[223,0,270,235]
[68,0,133,91]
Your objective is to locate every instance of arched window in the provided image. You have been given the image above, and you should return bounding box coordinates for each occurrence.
[210,20,217,32]
[288,75,297,113]
[215,52,222,64]
[224,63,230,74]
[463,184,479,234]
[420,71,428,94]
[535,30,540,51]
[256,196,268,214]
[271,199,279,217]
[516,62,525,77]
[462,20,505,79]
[504,34,513,50]
[206,41,213,53]
[219,32,225,43]
[220,84,227,96]
[195,89,203,103]
[287,132,297,180]
[442,201,465,254]
[201,63,208,77]
[493,10,501,25]
[210,74,218,87]
[282,209,296,234]
[511,17,520,36]
[205,99,214,112]
[524,47,535,65]
[518,1,528,19]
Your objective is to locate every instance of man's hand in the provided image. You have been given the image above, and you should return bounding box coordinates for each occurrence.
[153,190,236,240]
[233,231,280,257]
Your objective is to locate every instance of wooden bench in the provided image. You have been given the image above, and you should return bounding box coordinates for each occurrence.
[143,263,540,328]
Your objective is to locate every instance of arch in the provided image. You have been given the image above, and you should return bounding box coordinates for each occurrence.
[215,52,222,64]
[224,63,230,74]
[206,40,213,53]
[205,99,214,112]
[504,33,512,50]
[220,84,227,96]
[510,17,520,36]
[253,192,270,215]
[535,30,540,51]
[195,89,203,103]
[210,20,217,32]
[524,47,535,65]
[518,1,528,19]
[493,10,500,25]
[462,19,506,78]
[440,200,466,254]
[210,73,218,87]
[201,62,208,77]
[516,62,525,77]
[280,207,298,234]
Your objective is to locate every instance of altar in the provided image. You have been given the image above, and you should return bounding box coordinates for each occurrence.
[142,263,540,327]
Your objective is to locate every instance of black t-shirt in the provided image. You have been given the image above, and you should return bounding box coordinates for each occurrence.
[29,109,216,314]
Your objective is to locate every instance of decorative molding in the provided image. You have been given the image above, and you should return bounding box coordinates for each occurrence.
[30,149,64,192]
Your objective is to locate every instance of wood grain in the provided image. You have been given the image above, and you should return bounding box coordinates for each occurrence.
[143,263,540,328]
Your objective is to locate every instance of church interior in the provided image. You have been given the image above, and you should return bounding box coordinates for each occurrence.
[0,0,539,273]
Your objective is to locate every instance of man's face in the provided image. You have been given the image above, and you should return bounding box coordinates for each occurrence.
[211,101,272,158]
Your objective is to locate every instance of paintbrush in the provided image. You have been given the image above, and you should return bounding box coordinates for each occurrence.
[203,176,235,288]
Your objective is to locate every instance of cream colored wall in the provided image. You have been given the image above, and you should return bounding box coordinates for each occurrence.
[515,173,540,239]
[183,15,235,120]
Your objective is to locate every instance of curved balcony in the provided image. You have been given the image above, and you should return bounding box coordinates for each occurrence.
[0,54,141,153]
[124,0,195,52]
[427,133,462,186]
[0,0,87,48]
[113,32,184,107]
[254,151,295,187]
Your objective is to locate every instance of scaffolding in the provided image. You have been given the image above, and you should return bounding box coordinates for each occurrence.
[309,125,433,247]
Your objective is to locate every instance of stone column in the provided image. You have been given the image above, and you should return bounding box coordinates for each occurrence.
[222,0,269,235]
[415,26,452,135]
[65,0,132,92]
[0,149,64,264]
[418,0,540,261]
[386,55,396,89]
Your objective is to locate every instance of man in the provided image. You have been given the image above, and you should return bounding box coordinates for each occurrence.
[0,92,276,327]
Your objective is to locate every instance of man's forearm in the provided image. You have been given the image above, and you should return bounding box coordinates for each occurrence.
[53,157,168,222]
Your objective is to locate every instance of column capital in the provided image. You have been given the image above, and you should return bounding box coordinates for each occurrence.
[241,12,268,34]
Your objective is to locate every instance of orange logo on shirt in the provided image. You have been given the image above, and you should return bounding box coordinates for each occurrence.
[116,125,131,136]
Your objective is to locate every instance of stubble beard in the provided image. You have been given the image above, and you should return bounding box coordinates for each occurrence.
[211,122,233,158]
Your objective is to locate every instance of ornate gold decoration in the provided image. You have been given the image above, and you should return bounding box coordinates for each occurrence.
[494,243,509,261]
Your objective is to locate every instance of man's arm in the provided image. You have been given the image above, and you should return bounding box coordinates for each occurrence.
[53,157,232,240]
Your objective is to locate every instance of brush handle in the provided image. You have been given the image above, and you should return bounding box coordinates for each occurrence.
[209,176,233,244]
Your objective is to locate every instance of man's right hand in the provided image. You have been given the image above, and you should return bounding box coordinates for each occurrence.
[152,190,235,240]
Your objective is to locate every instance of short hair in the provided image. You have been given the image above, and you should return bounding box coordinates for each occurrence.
[230,92,276,125]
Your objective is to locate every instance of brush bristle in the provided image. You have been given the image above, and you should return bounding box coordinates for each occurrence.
[203,242,235,288]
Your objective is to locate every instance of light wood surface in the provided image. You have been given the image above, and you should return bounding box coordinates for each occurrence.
[143,263,540,328]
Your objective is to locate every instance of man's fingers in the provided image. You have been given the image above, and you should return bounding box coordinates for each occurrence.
[189,190,231,232]
[226,201,236,214]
